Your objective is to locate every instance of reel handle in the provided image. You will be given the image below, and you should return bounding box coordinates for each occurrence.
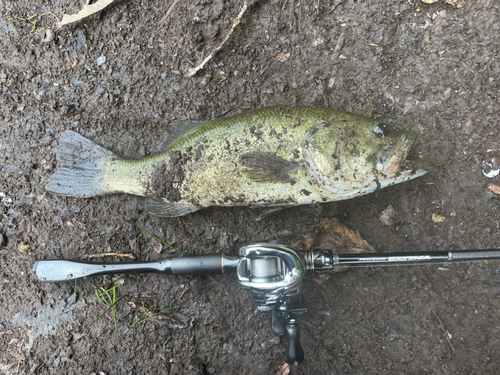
[285,318,304,365]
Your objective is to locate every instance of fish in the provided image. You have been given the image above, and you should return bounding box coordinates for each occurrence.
[45,106,430,217]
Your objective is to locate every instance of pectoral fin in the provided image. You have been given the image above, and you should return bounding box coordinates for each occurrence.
[147,198,200,217]
[238,151,300,183]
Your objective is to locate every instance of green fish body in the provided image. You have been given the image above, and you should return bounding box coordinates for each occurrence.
[46,107,429,217]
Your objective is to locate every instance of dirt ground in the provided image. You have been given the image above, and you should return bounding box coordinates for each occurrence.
[1,0,500,373]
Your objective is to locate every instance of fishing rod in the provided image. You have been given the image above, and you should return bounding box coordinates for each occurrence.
[33,242,500,365]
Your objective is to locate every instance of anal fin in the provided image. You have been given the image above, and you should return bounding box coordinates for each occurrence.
[147,198,200,217]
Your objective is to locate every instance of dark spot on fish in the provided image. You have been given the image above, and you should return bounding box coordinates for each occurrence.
[321,118,331,127]
[375,178,381,190]
[292,149,300,158]
[300,189,311,196]
[366,153,377,164]
[292,116,302,128]
[282,128,288,135]
[194,145,204,161]
[334,177,339,181]
[270,129,277,137]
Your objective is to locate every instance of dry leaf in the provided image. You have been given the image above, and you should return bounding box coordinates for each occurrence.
[445,0,463,7]
[292,218,374,273]
[0,364,14,371]
[18,243,29,253]
[432,213,446,223]
[72,332,86,341]
[153,241,162,254]
[275,362,290,375]
[276,52,290,62]
[489,183,500,195]
[421,0,439,3]
[56,0,118,29]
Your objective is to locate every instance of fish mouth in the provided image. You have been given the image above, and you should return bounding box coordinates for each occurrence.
[377,131,431,176]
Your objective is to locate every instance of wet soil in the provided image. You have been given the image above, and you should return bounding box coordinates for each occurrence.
[1,0,500,374]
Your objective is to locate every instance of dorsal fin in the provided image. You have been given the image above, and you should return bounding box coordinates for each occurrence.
[155,120,207,153]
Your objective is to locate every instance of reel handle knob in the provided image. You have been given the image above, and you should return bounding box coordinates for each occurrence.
[285,318,304,365]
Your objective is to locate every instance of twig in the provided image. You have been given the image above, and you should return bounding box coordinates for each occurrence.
[186,1,249,78]
[82,252,136,259]
[432,311,455,354]
[159,0,182,24]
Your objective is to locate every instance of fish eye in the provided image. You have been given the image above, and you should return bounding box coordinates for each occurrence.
[373,123,389,137]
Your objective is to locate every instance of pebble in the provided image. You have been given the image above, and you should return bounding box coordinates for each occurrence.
[41,29,55,43]
[154,93,165,102]
[379,205,400,226]
[32,88,46,100]
[96,87,105,94]
[96,55,106,66]
[138,145,145,156]
[373,34,383,44]
[72,80,84,85]
[114,89,121,95]
[110,12,122,23]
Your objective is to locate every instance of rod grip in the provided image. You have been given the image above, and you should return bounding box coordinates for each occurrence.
[171,253,239,275]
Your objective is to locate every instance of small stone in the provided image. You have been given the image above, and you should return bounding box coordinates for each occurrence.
[112,72,124,79]
[153,93,165,102]
[72,80,84,85]
[471,155,482,164]
[114,89,121,95]
[373,34,383,44]
[41,29,55,43]
[96,87,105,94]
[35,88,47,100]
[110,12,122,23]
[432,213,446,223]
[379,205,400,226]
[96,55,106,66]
[454,121,461,129]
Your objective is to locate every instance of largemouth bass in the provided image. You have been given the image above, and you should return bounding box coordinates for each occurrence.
[46,107,430,217]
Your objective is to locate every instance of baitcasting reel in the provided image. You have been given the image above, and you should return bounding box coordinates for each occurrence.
[33,242,500,365]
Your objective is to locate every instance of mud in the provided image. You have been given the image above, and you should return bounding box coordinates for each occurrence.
[150,151,185,201]
[1,0,500,374]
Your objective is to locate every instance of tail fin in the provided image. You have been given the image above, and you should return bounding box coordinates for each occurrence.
[46,130,116,197]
